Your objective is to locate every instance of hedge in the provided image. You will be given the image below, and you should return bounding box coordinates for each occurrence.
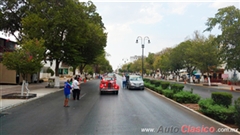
[199,98,235,123]
[154,80,161,87]
[155,86,163,94]
[234,97,240,128]
[198,98,215,110]
[170,83,184,93]
[161,82,170,89]
[211,92,232,107]
[149,79,157,85]
[162,89,174,99]
[148,84,155,90]
[143,78,150,83]
[144,82,151,88]
[173,91,200,103]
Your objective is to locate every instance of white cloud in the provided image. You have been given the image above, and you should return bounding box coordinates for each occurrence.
[137,3,163,24]
[168,2,190,15]
[209,2,240,9]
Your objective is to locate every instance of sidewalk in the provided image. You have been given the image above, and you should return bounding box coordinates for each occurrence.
[0,81,64,112]
[145,77,240,92]
[0,78,94,112]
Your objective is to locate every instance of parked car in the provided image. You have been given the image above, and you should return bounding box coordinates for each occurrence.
[99,76,119,95]
[126,75,144,90]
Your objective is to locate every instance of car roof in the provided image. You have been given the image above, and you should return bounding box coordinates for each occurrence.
[103,76,115,81]
[129,75,142,78]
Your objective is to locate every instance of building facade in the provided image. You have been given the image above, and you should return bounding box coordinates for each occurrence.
[0,37,32,84]
[130,55,142,63]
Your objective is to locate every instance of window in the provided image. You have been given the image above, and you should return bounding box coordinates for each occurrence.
[130,76,142,81]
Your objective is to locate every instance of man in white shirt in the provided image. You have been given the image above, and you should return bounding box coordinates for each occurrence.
[72,76,81,100]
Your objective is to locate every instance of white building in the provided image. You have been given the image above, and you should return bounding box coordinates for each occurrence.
[40,60,73,79]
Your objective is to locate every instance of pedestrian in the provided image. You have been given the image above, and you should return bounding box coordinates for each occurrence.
[122,74,126,89]
[69,78,73,86]
[72,76,81,100]
[64,80,72,107]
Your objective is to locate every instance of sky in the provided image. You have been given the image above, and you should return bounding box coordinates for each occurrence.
[1,0,239,71]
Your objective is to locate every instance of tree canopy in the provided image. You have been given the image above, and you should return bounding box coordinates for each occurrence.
[205,5,240,71]
[0,0,107,77]
[2,38,45,80]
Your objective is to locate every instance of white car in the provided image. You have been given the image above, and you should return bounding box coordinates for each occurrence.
[126,75,144,90]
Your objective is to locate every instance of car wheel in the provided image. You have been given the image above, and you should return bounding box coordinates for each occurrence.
[115,91,118,95]
[100,91,103,95]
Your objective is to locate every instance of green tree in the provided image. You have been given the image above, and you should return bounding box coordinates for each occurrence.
[0,0,28,41]
[177,40,196,77]
[153,48,173,74]
[188,31,222,76]
[159,49,172,75]
[18,0,107,86]
[169,45,185,75]
[77,1,107,74]
[2,38,45,95]
[145,52,155,72]
[92,51,112,73]
[2,38,45,80]
[205,5,240,71]
[129,59,142,73]
[153,55,161,73]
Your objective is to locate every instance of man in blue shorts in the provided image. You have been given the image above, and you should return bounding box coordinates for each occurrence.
[64,80,72,107]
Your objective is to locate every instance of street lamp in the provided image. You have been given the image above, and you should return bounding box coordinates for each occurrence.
[136,36,150,78]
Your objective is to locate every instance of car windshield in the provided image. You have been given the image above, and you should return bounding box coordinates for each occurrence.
[104,77,114,81]
[107,73,115,77]
[130,76,142,81]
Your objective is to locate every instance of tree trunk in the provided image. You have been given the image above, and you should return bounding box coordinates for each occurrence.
[21,73,26,96]
[207,72,211,86]
[21,80,25,96]
[37,71,40,83]
[79,64,86,74]
[73,66,76,75]
[54,60,60,87]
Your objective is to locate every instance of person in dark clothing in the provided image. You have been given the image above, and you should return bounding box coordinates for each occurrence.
[72,76,81,100]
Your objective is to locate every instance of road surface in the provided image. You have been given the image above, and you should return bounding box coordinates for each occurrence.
[0,78,239,135]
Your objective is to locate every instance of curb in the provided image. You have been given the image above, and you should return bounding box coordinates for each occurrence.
[146,77,240,92]
[0,88,63,112]
[145,87,240,134]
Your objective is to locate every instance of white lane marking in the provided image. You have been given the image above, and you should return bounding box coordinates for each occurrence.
[80,93,86,99]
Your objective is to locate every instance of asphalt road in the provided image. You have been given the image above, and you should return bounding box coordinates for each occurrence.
[184,85,240,103]
[0,78,239,135]
[153,78,240,104]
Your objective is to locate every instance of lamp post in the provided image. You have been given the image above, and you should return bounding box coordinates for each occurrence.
[136,36,150,78]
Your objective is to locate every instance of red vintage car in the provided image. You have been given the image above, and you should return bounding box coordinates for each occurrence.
[99,76,119,95]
